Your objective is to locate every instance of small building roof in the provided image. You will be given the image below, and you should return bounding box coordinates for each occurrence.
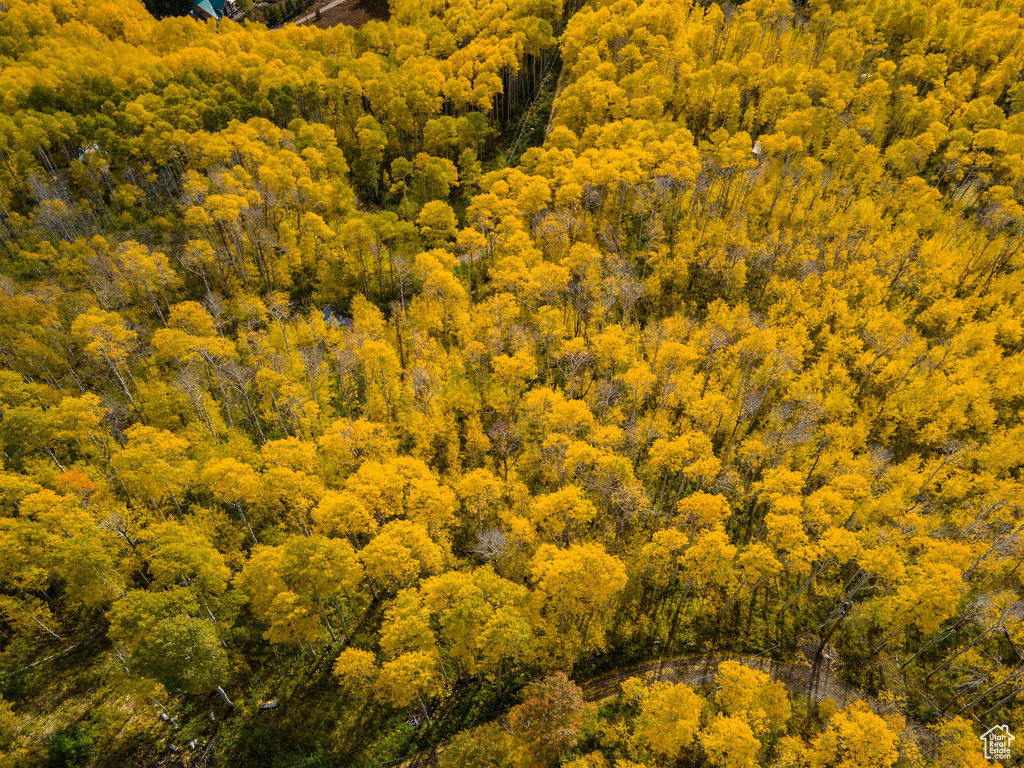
[191,0,235,20]
[322,306,354,330]
[191,0,220,19]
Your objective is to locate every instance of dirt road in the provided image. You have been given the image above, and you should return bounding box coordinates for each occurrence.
[292,0,387,29]
[291,0,346,25]
[402,652,934,767]
[583,653,932,744]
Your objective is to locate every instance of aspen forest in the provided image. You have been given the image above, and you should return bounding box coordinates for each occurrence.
[0,0,1023,765]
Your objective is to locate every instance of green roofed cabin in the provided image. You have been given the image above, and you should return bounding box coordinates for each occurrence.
[190,0,238,21]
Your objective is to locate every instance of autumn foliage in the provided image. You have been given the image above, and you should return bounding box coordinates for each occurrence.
[0,0,1021,764]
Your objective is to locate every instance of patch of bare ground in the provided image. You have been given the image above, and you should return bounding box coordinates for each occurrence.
[293,0,388,29]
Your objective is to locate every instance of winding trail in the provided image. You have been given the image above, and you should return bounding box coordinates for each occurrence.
[589,655,933,745]
[402,652,932,767]
[583,652,867,705]
[542,63,571,143]
[580,652,930,742]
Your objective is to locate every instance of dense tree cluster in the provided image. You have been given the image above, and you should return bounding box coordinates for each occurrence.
[0,0,1023,765]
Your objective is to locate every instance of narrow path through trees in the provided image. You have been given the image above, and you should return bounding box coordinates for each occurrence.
[402,651,934,767]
